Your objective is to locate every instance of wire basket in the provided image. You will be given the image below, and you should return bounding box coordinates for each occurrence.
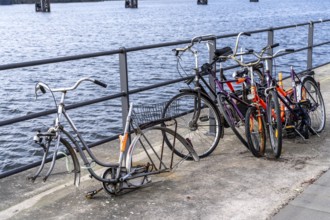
[131,101,180,127]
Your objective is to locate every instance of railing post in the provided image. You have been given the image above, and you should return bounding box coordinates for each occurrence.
[307,21,314,70]
[267,28,274,76]
[208,38,216,97]
[119,47,130,131]
[208,38,216,135]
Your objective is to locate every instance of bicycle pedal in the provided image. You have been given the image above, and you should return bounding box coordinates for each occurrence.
[298,99,311,107]
[199,115,209,122]
[285,125,295,130]
[85,188,103,199]
[132,165,148,173]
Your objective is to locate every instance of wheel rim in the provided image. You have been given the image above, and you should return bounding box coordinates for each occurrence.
[163,93,221,158]
[268,95,279,153]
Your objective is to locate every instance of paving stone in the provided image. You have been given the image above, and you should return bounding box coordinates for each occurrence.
[272,204,330,220]
[289,184,330,214]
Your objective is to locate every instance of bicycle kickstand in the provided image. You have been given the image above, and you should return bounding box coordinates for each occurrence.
[309,126,321,137]
[85,187,104,199]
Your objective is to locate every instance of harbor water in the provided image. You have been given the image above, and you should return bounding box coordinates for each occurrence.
[0,0,330,173]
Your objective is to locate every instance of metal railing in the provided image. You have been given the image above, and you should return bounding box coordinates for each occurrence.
[1,19,330,178]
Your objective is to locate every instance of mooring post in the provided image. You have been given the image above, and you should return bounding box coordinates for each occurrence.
[267,28,274,76]
[125,0,138,8]
[35,0,51,12]
[197,0,208,5]
[307,21,314,70]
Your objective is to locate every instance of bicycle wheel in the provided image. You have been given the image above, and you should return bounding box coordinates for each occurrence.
[162,91,222,159]
[245,106,266,157]
[266,90,282,158]
[300,76,326,134]
[125,126,198,185]
[217,93,249,149]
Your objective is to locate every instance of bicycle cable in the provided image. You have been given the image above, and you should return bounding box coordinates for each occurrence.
[35,81,59,119]
[176,55,193,90]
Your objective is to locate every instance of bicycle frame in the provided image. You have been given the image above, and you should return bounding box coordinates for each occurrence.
[267,66,313,123]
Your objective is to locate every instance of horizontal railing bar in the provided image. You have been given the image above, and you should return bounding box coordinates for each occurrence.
[0,49,123,71]
[0,92,126,127]
[312,41,330,48]
[310,61,330,71]
[129,75,192,94]
[0,19,329,72]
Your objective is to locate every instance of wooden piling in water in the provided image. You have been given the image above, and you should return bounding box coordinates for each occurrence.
[197,0,207,5]
[35,0,50,12]
[125,0,138,8]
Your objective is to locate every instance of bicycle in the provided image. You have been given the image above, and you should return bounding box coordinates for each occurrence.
[218,42,287,158]
[164,33,261,156]
[241,44,326,156]
[162,35,223,159]
[265,62,326,139]
[28,77,199,198]
[211,32,267,151]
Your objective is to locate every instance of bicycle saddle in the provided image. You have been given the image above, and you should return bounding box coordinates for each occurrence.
[214,47,233,57]
[234,68,248,78]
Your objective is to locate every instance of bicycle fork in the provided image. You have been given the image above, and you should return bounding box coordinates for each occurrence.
[28,130,61,182]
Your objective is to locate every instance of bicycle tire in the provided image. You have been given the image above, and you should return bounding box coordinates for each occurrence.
[162,91,222,159]
[245,106,266,157]
[217,93,249,149]
[125,126,199,185]
[300,76,326,134]
[266,90,282,158]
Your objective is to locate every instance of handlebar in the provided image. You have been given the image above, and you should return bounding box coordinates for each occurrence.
[35,77,107,95]
[232,32,251,56]
[172,34,216,55]
[218,42,294,67]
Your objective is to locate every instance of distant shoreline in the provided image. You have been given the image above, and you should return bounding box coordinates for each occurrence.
[1,0,121,4]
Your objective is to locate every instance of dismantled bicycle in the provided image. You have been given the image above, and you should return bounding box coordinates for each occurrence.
[28,77,199,197]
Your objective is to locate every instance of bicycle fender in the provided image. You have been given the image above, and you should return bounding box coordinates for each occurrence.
[301,73,316,85]
[179,88,194,93]
[297,75,318,101]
